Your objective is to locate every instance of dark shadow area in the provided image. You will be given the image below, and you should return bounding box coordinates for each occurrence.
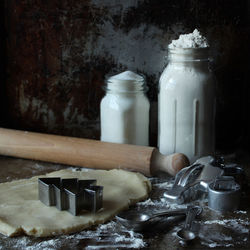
[1,0,250,153]
[0,1,8,127]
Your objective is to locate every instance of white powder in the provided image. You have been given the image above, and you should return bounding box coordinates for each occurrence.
[4,221,145,250]
[137,198,170,209]
[154,180,174,189]
[137,198,158,206]
[199,218,250,248]
[203,218,250,232]
[234,210,247,214]
[169,29,209,49]
[109,70,143,81]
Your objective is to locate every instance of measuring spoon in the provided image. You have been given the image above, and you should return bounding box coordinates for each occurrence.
[116,208,187,231]
[176,206,202,244]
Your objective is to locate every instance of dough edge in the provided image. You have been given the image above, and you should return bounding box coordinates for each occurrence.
[0,169,151,237]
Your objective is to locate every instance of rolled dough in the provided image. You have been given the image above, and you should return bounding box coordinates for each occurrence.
[0,169,151,237]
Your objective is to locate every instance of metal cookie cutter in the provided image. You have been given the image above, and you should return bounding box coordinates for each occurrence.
[208,176,241,212]
[38,178,103,215]
[164,156,224,203]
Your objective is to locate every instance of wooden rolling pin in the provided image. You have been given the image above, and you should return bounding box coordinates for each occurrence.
[0,128,189,176]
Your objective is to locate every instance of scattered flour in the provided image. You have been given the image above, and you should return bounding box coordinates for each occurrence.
[1,221,145,250]
[137,198,158,206]
[199,218,250,248]
[138,179,250,249]
[168,29,209,49]
[202,218,250,235]
[153,180,174,189]
[1,169,249,249]
[234,210,247,214]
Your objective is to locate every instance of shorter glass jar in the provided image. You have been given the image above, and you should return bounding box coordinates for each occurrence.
[100,71,150,146]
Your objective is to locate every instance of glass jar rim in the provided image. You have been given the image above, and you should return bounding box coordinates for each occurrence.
[167,46,210,52]
[103,86,149,93]
[167,47,210,62]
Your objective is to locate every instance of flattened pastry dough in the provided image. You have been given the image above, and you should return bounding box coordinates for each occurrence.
[0,169,151,237]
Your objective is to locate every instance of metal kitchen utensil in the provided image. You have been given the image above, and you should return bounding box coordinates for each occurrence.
[208,176,241,212]
[164,156,224,203]
[116,208,188,231]
[176,206,202,245]
[210,155,246,182]
[38,178,103,215]
[223,164,246,189]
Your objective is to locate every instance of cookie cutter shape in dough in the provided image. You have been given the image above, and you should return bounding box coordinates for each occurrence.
[38,178,103,215]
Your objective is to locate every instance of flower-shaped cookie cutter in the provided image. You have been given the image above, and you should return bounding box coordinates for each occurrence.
[38,178,103,216]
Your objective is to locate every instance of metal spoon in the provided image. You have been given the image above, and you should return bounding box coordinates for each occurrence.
[116,208,188,231]
[176,206,202,244]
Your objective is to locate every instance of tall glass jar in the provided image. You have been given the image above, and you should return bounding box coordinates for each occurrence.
[158,48,216,163]
[101,71,150,146]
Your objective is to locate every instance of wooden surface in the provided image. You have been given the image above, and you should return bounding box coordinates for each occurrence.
[0,155,249,249]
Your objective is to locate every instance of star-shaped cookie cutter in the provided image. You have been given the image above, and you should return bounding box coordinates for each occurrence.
[38,178,103,216]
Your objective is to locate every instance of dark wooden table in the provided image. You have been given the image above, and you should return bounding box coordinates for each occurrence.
[0,156,249,250]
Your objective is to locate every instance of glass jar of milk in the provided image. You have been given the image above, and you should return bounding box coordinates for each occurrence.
[101,71,150,146]
[158,47,216,163]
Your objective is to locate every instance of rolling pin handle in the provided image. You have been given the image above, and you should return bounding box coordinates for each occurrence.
[151,149,189,176]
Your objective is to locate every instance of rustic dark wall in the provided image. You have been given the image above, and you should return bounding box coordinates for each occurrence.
[2,0,250,152]
[0,1,7,127]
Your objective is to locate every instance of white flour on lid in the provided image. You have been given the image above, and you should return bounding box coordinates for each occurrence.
[169,29,209,48]
[109,70,143,81]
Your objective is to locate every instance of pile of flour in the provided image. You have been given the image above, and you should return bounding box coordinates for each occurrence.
[109,70,143,82]
[169,29,209,48]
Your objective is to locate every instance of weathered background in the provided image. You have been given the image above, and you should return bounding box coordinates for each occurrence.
[1,0,250,152]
